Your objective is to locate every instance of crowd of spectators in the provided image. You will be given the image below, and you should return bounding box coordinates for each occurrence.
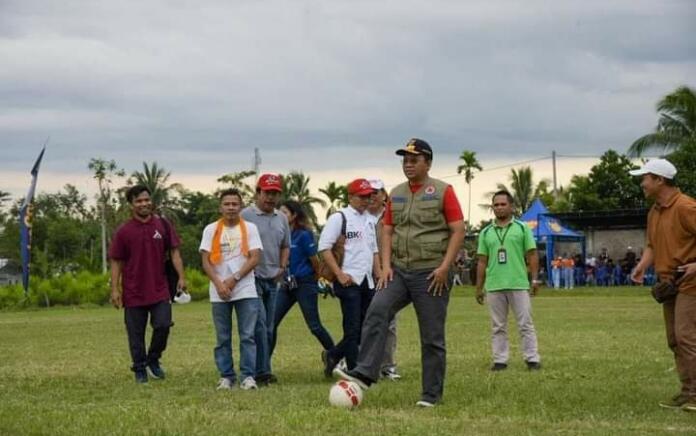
[542,247,656,289]
[457,247,656,288]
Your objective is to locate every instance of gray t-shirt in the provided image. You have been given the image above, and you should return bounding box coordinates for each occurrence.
[241,204,291,279]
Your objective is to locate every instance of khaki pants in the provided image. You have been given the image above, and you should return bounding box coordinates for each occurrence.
[663,293,696,397]
[487,290,540,364]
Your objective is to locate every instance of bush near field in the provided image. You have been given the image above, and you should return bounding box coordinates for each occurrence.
[0,268,210,309]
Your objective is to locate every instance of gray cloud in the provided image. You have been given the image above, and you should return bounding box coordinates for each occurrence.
[1,0,694,179]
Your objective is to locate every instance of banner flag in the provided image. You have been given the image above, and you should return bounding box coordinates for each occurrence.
[19,146,46,295]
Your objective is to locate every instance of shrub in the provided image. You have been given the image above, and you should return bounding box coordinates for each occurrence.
[0,268,211,309]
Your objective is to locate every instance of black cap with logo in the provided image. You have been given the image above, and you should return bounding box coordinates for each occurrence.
[395,138,433,157]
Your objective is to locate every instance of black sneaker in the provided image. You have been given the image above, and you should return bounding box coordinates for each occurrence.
[134,369,148,384]
[526,361,542,371]
[256,373,278,386]
[147,362,166,380]
[332,366,372,390]
[322,350,339,378]
[490,363,508,372]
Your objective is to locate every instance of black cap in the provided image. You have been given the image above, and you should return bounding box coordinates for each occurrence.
[395,138,433,157]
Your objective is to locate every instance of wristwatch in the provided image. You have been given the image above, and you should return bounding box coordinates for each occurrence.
[233,272,242,281]
[532,279,541,285]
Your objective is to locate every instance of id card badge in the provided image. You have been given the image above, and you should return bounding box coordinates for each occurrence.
[497,248,508,264]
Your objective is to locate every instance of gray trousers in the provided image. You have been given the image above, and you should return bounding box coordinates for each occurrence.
[487,291,540,364]
[355,267,449,403]
[380,315,398,371]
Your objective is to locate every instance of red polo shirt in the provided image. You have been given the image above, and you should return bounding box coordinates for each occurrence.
[109,216,180,307]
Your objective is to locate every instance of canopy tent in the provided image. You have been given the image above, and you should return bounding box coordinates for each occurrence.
[520,199,586,283]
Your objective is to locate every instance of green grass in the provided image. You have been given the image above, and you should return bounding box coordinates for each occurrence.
[1,286,694,435]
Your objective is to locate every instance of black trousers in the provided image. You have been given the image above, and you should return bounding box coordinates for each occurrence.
[124,300,172,371]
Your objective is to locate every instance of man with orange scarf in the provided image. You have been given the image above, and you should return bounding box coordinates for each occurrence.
[200,188,263,390]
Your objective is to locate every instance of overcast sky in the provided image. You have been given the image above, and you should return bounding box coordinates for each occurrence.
[1,0,694,222]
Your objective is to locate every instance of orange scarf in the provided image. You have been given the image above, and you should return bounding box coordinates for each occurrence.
[209,218,249,265]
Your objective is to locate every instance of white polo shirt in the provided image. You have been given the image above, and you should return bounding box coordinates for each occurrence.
[318,206,378,288]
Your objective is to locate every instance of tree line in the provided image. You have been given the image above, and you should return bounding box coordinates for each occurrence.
[0,85,694,279]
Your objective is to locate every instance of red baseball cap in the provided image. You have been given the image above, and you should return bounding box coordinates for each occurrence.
[347,178,374,196]
[257,173,283,192]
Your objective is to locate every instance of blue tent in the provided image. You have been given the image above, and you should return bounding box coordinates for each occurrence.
[520,199,585,283]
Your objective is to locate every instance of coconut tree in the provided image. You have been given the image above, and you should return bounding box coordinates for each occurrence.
[217,170,256,201]
[319,181,348,219]
[283,171,326,227]
[88,158,125,273]
[628,85,696,157]
[483,166,549,215]
[129,161,182,216]
[456,150,483,230]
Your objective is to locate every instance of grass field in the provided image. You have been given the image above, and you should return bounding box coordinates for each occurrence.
[1,286,694,435]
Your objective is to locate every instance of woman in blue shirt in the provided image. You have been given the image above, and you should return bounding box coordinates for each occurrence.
[270,201,335,369]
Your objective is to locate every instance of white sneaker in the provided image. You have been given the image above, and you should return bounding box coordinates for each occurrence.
[416,400,435,408]
[216,377,234,390]
[240,376,258,390]
[381,367,402,381]
[337,358,347,372]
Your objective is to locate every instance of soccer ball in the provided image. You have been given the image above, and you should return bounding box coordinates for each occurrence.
[329,380,363,408]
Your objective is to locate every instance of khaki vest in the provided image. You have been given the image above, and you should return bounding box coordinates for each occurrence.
[390,178,450,270]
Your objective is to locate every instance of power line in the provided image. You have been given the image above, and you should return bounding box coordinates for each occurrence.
[439,156,549,179]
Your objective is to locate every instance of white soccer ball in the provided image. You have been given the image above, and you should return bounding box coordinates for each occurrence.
[329,380,363,408]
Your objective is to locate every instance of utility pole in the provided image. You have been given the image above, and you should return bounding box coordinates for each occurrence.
[552,150,558,198]
[253,147,261,182]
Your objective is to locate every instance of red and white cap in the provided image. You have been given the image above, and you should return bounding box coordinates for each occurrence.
[257,173,283,192]
[347,178,374,196]
[629,159,677,179]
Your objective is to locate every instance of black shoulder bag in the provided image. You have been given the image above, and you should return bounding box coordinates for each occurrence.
[160,216,180,302]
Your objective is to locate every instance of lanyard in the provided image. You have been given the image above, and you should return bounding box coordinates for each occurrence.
[494,224,511,248]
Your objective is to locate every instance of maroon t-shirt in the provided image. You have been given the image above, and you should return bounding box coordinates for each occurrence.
[109,216,181,308]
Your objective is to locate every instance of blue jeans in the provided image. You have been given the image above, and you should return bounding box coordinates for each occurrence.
[327,278,374,370]
[255,277,279,376]
[563,267,574,289]
[271,276,335,358]
[552,269,561,289]
[211,298,258,380]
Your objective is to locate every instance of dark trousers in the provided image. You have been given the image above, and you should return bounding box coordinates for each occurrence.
[271,276,335,357]
[327,278,374,370]
[354,267,450,403]
[124,300,172,372]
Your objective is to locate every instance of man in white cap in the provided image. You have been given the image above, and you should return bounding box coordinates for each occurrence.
[630,159,696,412]
[367,177,402,381]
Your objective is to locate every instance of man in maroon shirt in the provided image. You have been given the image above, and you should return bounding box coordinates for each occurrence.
[109,185,186,383]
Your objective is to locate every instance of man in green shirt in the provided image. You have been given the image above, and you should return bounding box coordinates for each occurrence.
[476,190,541,371]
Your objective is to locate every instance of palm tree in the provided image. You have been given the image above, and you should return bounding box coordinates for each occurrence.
[628,85,696,157]
[456,150,483,230]
[88,158,125,273]
[129,162,182,216]
[217,170,256,201]
[483,166,549,215]
[0,190,10,207]
[0,190,10,223]
[319,181,348,219]
[283,171,326,227]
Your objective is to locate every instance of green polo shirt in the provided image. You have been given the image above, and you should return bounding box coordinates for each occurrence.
[477,219,536,292]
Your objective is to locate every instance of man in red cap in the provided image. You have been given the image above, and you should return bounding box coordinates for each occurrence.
[335,138,466,407]
[319,178,380,377]
[241,173,291,386]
